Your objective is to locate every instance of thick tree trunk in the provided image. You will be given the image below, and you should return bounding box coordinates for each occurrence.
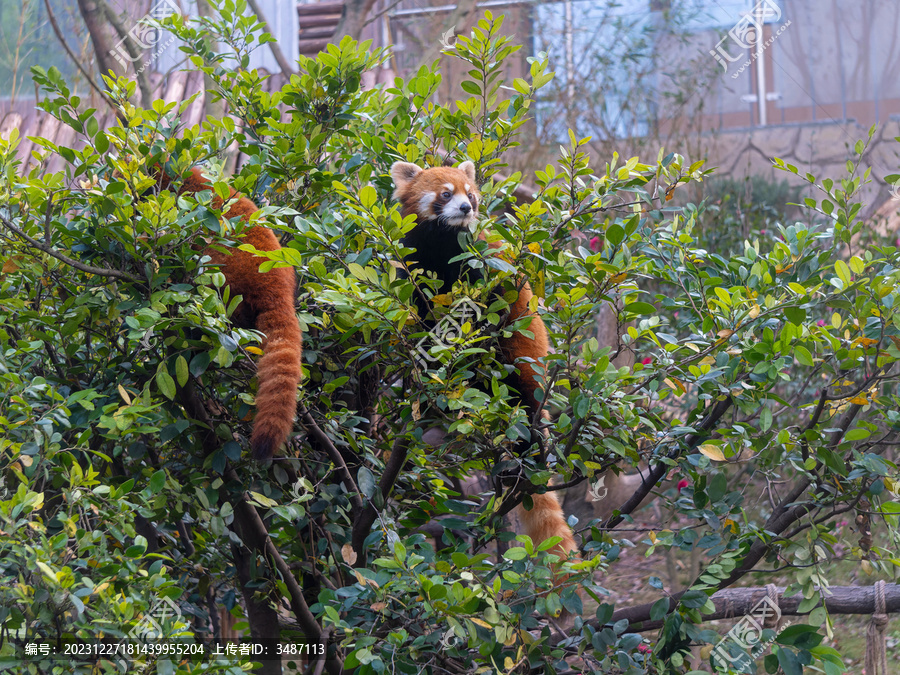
[75,0,124,78]
[97,0,153,107]
[333,0,379,41]
[414,0,479,70]
[231,544,283,675]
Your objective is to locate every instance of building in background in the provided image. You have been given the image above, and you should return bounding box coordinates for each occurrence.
[2,0,899,204]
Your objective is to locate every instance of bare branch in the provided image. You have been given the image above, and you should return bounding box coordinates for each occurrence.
[42,0,119,112]
[556,584,900,639]
[334,0,380,42]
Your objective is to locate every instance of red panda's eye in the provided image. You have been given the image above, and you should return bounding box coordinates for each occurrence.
[442,191,451,199]
[468,193,474,202]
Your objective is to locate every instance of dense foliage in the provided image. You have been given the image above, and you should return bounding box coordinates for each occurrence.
[0,4,898,674]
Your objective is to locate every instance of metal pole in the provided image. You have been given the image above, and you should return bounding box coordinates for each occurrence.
[564,0,574,102]
[756,22,766,125]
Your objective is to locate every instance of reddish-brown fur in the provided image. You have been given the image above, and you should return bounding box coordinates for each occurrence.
[391,161,577,564]
[173,167,303,460]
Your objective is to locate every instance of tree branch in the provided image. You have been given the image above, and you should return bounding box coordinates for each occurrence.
[300,405,363,512]
[42,0,119,112]
[333,0,379,42]
[602,390,737,530]
[75,0,124,79]
[0,210,142,283]
[554,584,900,640]
[603,400,868,632]
[175,376,342,675]
[351,435,411,561]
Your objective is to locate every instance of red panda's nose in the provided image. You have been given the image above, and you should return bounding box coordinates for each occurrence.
[459,202,471,214]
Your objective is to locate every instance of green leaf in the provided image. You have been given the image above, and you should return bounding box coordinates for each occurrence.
[359,185,377,209]
[625,302,656,315]
[189,352,210,378]
[148,470,166,494]
[36,561,57,584]
[816,448,847,476]
[795,345,813,367]
[760,406,773,432]
[536,536,562,552]
[175,355,189,388]
[708,472,727,502]
[460,80,481,96]
[357,467,376,499]
[784,306,805,325]
[156,371,176,400]
[775,646,803,675]
[650,597,670,621]
[606,224,625,246]
[844,428,870,441]
[95,133,109,154]
[834,259,852,286]
[503,547,527,561]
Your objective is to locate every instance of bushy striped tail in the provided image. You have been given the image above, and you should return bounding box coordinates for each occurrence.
[515,492,578,562]
[249,302,303,460]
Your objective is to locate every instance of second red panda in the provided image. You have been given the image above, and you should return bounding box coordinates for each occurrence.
[391,160,578,563]
[164,167,303,460]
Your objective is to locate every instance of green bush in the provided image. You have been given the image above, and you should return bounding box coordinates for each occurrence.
[0,4,897,674]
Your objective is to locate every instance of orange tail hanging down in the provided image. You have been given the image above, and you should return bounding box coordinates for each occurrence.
[175,167,303,460]
[515,492,578,562]
[495,263,579,564]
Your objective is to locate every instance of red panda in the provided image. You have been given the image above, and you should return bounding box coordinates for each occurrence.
[391,160,578,564]
[166,167,303,460]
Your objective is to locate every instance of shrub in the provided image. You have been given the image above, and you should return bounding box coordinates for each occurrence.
[0,5,897,674]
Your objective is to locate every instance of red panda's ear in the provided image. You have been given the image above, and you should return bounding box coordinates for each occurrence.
[391,162,422,197]
[458,160,476,184]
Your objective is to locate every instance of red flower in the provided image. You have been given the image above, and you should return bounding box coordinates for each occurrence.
[641,357,652,366]
[677,479,689,492]
[590,236,602,252]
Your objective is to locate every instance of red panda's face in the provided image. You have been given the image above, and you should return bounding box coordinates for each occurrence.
[390,161,479,229]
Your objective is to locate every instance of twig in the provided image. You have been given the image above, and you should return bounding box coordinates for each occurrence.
[601,388,737,531]
[231,490,341,674]
[309,627,331,675]
[42,0,119,113]
[363,0,405,27]
[0,211,142,282]
[175,376,342,675]
[299,405,364,511]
